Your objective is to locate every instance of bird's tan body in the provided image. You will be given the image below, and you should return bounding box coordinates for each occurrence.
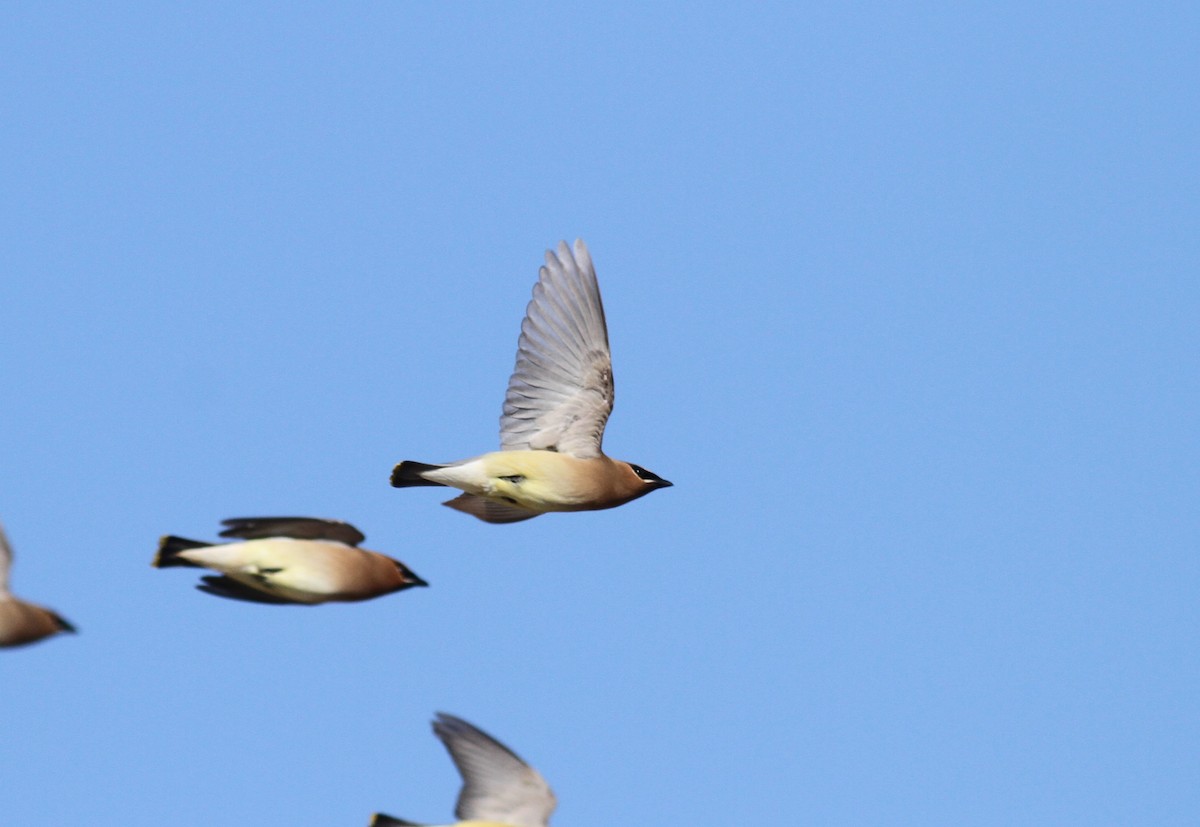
[169,538,417,604]
[0,597,72,648]
[427,451,650,513]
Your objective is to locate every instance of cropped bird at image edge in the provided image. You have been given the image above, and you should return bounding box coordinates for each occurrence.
[0,520,75,648]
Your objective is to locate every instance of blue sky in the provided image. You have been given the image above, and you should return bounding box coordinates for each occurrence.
[1,3,1197,825]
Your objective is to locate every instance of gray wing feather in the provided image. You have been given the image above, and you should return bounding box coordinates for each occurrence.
[501,239,613,458]
[218,517,366,546]
[433,713,556,827]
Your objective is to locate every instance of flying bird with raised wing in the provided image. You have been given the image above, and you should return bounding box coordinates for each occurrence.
[391,239,671,523]
[370,712,556,827]
[0,520,75,648]
[153,517,427,605]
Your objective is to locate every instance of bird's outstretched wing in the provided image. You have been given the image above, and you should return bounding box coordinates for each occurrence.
[434,713,556,827]
[501,239,613,458]
[218,517,366,546]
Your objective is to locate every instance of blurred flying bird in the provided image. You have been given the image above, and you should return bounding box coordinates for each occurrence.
[153,517,427,605]
[370,712,556,827]
[0,520,76,648]
[391,240,671,523]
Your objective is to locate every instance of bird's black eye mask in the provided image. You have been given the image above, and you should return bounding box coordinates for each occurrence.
[629,464,666,484]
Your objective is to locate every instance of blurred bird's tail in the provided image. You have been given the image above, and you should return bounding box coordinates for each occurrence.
[369,814,425,827]
[153,536,211,568]
[390,461,449,488]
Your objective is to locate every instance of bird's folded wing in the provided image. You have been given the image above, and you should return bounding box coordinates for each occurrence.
[443,494,541,524]
[218,517,366,546]
[197,575,296,605]
[434,713,556,827]
[501,239,613,459]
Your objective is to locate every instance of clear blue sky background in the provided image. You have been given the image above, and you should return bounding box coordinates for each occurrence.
[1,4,1196,825]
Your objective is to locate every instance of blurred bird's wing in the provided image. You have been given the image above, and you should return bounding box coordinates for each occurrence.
[434,713,556,827]
[196,575,297,605]
[501,239,613,458]
[443,494,541,524]
[218,517,366,546]
[0,520,11,594]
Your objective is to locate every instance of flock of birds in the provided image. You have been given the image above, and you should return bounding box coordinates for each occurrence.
[2,239,671,826]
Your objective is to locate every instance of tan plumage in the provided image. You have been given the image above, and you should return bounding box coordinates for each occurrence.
[153,517,427,605]
[392,240,671,523]
[370,713,556,827]
[0,520,76,649]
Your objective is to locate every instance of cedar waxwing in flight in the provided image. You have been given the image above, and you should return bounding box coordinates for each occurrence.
[0,520,76,648]
[370,712,556,827]
[153,517,427,605]
[391,239,671,523]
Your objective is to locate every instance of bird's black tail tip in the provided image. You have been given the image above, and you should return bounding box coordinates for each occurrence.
[152,536,210,568]
[369,813,425,827]
[390,461,448,488]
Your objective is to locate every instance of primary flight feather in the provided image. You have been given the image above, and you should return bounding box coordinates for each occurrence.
[391,240,671,523]
[370,712,556,827]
